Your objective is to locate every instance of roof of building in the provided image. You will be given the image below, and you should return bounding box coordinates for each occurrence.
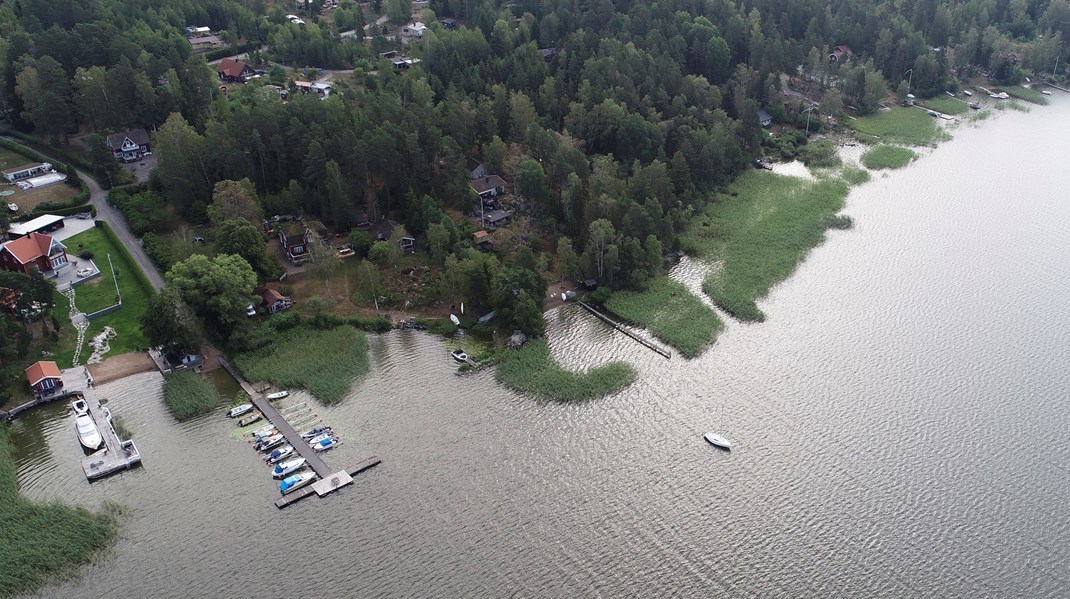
[106,128,150,150]
[282,223,306,246]
[540,47,556,58]
[7,214,64,236]
[758,109,772,122]
[188,35,222,45]
[1,232,62,264]
[261,287,287,304]
[473,230,489,241]
[1,162,47,176]
[25,360,61,386]
[218,58,252,78]
[471,175,507,194]
[467,156,484,172]
[483,209,511,223]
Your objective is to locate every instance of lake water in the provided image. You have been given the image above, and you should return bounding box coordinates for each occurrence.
[10,99,1070,597]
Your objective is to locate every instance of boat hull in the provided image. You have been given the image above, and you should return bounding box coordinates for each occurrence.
[704,432,732,450]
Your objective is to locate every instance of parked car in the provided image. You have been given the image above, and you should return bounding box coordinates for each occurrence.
[246,304,256,317]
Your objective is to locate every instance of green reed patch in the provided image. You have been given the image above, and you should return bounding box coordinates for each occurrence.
[861,145,916,170]
[681,170,851,322]
[605,277,722,358]
[850,107,940,146]
[0,425,119,597]
[1004,86,1048,105]
[233,324,369,405]
[163,370,221,421]
[495,339,636,401]
[923,96,970,115]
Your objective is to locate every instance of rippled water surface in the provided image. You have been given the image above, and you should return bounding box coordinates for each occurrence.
[11,100,1070,597]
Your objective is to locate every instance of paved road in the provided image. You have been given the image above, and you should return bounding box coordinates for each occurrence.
[1,136,166,291]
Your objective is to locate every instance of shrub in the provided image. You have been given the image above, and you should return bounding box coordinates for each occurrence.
[142,233,174,271]
[79,250,94,260]
[798,139,842,168]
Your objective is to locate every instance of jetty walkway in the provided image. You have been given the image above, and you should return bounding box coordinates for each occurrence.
[576,301,672,359]
[60,367,142,480]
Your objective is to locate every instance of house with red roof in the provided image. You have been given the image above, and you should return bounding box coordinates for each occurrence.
[217,58,256,83]
[26,360,63,396]
[0,232,69,274]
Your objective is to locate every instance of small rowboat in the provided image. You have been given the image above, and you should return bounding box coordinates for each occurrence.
[238,412,263,427]
[266,391,289,400]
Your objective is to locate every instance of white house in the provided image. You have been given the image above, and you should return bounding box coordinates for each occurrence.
[402,22,427,37]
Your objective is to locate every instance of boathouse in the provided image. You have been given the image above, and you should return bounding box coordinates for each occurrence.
[26,360,63,396]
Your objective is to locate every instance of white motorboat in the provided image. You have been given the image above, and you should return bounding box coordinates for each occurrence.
[451,349,468,363]
[963,89,973,96]
[250,423,276,437]
[266,391,289,400]
[71,398,89,416]
[227,403,254,418]
[255,434,285,452]
[310,436,341,452]
[272,458,308,479]
[300,425,332,440]
[75,414,103,450]
[704,404,733,450]
[268,445,295,464]
[279,471,317,494]
[1042,89,1053,95]
[450,314,460,325]
[252,427,279,441]
[7,202,17,212]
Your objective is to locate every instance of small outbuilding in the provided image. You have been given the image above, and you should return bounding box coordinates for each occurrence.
[26,360,63,396]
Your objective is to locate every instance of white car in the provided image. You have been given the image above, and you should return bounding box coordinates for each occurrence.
[246,304,256,317]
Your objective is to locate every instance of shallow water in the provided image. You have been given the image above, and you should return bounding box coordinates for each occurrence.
[11,99,1070,597]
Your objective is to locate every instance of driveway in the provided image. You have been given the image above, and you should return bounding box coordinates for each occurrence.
[51,216,96,242]
[121,154,156,183]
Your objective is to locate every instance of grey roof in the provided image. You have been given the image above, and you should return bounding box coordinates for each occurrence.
[106,129,150,150]
[483,209,511,223]
[471,175,506,194]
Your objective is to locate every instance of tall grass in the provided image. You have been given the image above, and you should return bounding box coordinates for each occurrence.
[495,339,636,401]
[1004,86,1048,105]
[798,139,842,168]
[163,371,221,421]
[850,107,940,146]
[681,170,851,322]
[0,425,118,596]
[923,96,969,115]
[233,324,369,405]
[605,277,723,358]
[841,166,871,185]
[861,145,916,170]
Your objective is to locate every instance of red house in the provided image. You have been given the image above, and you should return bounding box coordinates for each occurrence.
[26,360,63,396]
[0,232,69,274]
[217,58,256,83]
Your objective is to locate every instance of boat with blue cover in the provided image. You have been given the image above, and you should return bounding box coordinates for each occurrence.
[279,471,317,494]
[272,458,308,479]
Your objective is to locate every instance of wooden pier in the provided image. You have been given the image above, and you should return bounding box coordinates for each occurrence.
[59,367,142,481]
[576,301,672,359]
[218,357,381,508]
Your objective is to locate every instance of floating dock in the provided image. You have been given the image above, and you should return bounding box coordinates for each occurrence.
[60,368,142,481]
[218,357,381,508]
[576,301,672,359]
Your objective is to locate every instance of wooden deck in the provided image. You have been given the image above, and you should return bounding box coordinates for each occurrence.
[59,367,142,481]
[274,456,382,509]
[576,301,672,359]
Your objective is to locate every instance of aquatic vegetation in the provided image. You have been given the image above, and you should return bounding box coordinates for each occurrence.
[495,339,636,401]
[163,370,221,421]
[1004,86,1048,105]
[0,425,118,596]
[682,170,851,322]
[923,97,969,115]
[861,145,917,170]
[841,166,871,185]
[605,277,723,359]
[798,139,842,169]
[233,324,369,405]
[850,108,940,146]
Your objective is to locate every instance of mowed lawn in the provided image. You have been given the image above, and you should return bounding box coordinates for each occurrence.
[0,145,80,213]
[55,226,153,365]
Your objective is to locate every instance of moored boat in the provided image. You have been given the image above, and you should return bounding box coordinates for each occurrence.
[250,423,276,437]
[71,398,89,416]
[227,403,254,418]
[266,390,289,400]
[969,102,981,110]
[75,414,103,450]
[451,349,468,363]
[255,433,284,452]
[279,471,317,494]
[703,431,733,450]
[300,425,332,440]
[310,436,341,452]
[272,458,308,479]
[238,412,263,427]
[1042,89,1053,95]
[963,89,973,96]
[268,445,295,464]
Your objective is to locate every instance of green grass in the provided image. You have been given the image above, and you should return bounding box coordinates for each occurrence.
[680,170,851,322]
[0,425,119,596]
[922,96,969,115]
[1004,86,1048,105]
[61,227,153,363]
[797,139,842,169]
[495,339,636,401]
[604,277,723,358]
[841,166,871,185]
[850,107,941,146]
[861,145,917,170]
[163,370,221,421]
[233,324,369,405]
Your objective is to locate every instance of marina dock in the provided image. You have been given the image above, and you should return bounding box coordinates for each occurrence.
[60,367,142,481]
[218,357,380,508]
[576,301,672,359]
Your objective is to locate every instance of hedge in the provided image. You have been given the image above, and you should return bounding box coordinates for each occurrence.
[204,42,260,63]
[93,220,158,296]
[14,204,97,221]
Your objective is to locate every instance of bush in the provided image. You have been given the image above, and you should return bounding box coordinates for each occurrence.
[142,232,174,271]
[163,371,221,420]
[108,187,169,236]
[586,286,611,306]
[798,139,842,168]
[79,250,94,260]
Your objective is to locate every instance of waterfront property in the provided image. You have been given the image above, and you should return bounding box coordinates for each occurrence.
[25,360,63,397]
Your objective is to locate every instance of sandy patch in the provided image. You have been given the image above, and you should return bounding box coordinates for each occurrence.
[87,351,157,385]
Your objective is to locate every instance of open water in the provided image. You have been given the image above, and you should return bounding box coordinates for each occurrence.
[9,98,1070,597]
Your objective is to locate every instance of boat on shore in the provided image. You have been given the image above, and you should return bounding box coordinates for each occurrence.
[266,391,289,400]
[267,445,295,464]
[969,102,981,110]
[1042,89,1053,95]
[279,471,317,495]
[71,398,89,416]
[227,403,253,418]
[238,412,263,427]
[272,458,308,479]
[75,414,103,450]
[963,89,973,96]
[451,349,468,363]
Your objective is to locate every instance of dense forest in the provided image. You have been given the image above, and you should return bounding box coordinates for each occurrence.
[1,0,1067,335]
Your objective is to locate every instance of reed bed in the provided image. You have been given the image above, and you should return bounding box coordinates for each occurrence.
[682,170,851,322]
[923,96,969,115]
[0,425,118,596]
[605,277,723,358]
[495,339,636,401]
[850,107,941,145]
[1004,86,1048,105]
[163,371,221,421]
[861,145,916,170]
[233,324,369,405]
